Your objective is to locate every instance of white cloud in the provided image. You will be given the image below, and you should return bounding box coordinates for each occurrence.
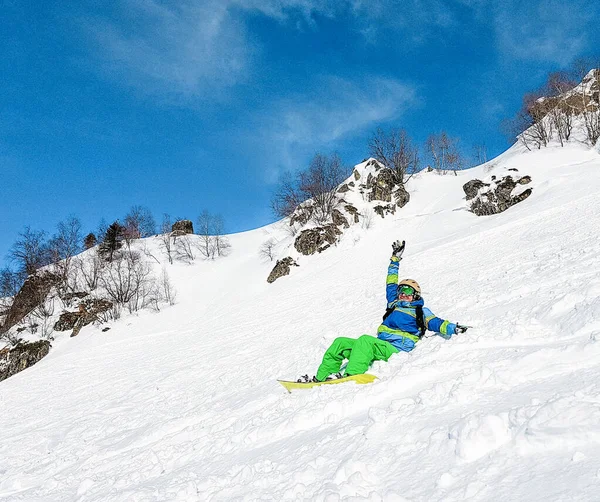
[83,0,251,99]
[493,1,592,66]
[255,76,418,178]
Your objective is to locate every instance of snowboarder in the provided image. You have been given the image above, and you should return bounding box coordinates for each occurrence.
[298,240,469,383]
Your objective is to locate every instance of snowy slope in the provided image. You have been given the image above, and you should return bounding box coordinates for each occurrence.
[2,143,600,501]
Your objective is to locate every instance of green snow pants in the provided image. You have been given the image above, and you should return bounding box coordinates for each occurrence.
[315,335,399,382]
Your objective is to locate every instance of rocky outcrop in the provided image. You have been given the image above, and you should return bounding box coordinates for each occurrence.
[171,220,194,235]
[267,257,299,283]
[289,204,314,227]
[360,162,410,209]
[331,209,350,229]
[366,168,395,203]
[344,204,360,224]
[0,272,62,334]
[294,225,342,255]
[465,174,533,216]
[374,204,397,218]
[53,298,113,332]
[60,292,89,306]
[0,340,51,382]
[463,179,490,201]
[394,185,410,208]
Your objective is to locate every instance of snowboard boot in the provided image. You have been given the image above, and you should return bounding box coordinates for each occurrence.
[296,374,319,383]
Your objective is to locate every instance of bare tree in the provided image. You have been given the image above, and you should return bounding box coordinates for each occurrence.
[426,132,464,173]
[99,253,155,313]
[361,208,375,230]
[0,267,20,315]
[124,205,156,239]
[259,238,277,262]
[299,153,346,224]
[369,128,420,185]
[271,171,303,218]
[211,214,231,257]
[271,153,348,224]
[9,227,50,277]
[159,267,176,306]
[175,234,196,263]
[73,253,105,291]
[197,210,216,259]
[158,214,174,265]
[472,143,488,165]
[48,216,82,282]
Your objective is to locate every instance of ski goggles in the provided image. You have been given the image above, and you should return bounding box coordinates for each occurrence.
[398,285,416,296]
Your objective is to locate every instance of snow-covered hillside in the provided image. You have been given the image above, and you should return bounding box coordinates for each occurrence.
[2,143,600,501]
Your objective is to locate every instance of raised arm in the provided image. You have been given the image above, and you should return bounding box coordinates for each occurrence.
[385,256,400,307]
[385,240,406,306]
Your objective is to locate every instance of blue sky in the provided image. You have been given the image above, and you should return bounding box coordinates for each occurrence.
[2,0,600,267]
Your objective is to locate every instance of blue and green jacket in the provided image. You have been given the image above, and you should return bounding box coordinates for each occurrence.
[377,256,457,352]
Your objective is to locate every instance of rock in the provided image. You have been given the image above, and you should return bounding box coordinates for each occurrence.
[353,169,361,181]
[337,183,351,193]
[394,185,410,208]
[518,175,532,185]
[53,298,113,332]
[60,292,89,306]
[0,272,62,334]
[331,209,350,229]
[294,225,341,255]
[463,179,490,201]
[469,175,533,216]
[367,168,396,203]
[53,311,81,331]
[289,204,314,227]
[374,204,397,218]
[344,204,360,223]
[267,257,299,283]
[171,220,194,235]
[0,340,51,382]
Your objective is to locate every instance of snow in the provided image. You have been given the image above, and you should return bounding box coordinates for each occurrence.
[2,143,600,501]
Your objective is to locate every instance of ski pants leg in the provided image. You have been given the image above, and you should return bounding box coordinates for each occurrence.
[345,335,399,376]
[315,337,355,382]
[315,335,399,381]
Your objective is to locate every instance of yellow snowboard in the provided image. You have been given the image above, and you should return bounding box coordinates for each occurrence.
[278,373,377,392]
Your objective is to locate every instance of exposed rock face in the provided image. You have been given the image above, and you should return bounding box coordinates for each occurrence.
[331,209,350,229]
[171,220,194,235]
[53,298,114,332]
[344,204,360,223]
[294,225,341,255]
[267,257,299,283]
[394,185,410,208]
[466,174,533,216]
[0,340,51,382]
[290,204,313,227]
[367,168,395,203]
[60,292,89,306]
[0,272,62,334]
[463,179,490,201]
[374,204,397,218]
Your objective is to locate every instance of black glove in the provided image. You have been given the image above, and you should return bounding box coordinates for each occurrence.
[392,240,405,259]
[455,324,469,334]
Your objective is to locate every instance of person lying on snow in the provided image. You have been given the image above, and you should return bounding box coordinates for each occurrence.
[298,240,469,383]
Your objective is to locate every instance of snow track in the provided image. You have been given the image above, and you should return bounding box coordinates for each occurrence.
[2,145,600,501]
